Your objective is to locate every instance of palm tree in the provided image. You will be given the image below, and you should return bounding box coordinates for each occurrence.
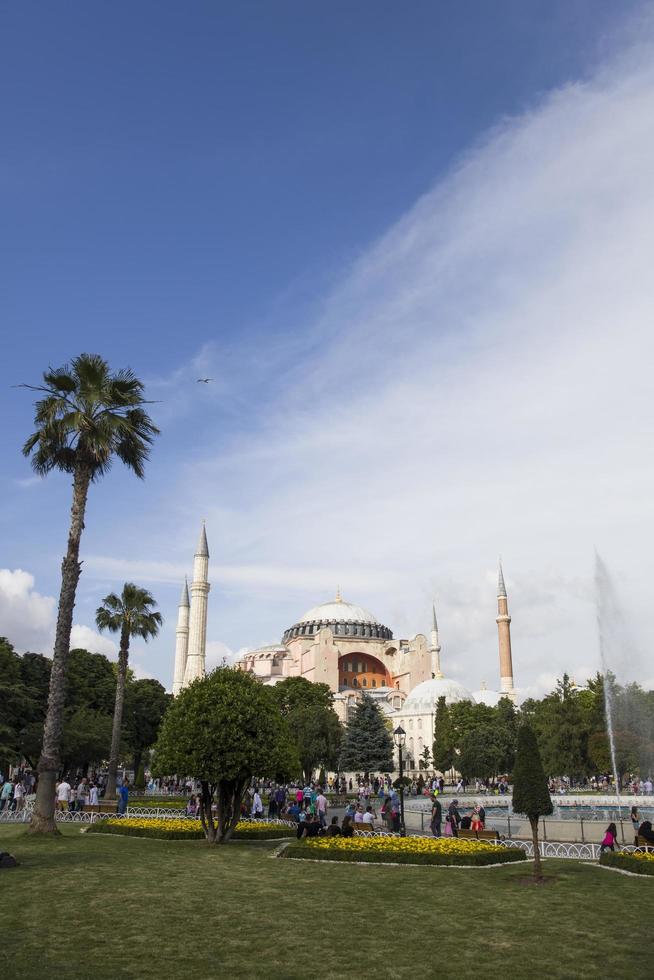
[96,584,163,800]
[21,354,159,833]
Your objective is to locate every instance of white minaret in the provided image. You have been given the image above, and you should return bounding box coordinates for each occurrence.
[183,523,211,687]
[172,579,190,697]
[430,602,443,679]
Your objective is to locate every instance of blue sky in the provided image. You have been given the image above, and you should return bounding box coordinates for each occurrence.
[2,2,653,693]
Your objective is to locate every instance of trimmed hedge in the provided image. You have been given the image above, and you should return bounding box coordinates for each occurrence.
[600,851,654,876]
[87,820,296,841]
[282,842,526,867]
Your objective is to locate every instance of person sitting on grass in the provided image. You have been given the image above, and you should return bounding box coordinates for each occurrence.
[600,823,618,853]
[327,815,341,837]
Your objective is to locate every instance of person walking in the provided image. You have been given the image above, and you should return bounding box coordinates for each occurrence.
[56,778,71,812]
[600,823,618,853]
[251,789,263,819]
[88,782,99,810]
[316,790,328,828]
[117,779,129,815]
[448,799,461,838]
[430,796,442,837]
[630,806,639,844]
[12,779,25,813]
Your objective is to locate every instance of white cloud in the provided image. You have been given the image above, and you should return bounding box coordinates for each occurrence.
[170,26,654,694]
[69,624,118,659]
[0,569,56,652]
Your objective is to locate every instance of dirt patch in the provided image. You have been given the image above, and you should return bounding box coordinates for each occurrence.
[515,875,559,887]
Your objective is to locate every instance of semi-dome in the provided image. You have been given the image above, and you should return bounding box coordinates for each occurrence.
[282,593,393,644]
[403,677,475,712]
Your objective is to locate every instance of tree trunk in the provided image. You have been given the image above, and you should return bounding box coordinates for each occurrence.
[529,815,543,880]
[217,778,247,843]
[105,627,130,801]
[199,780,217,843]
[29,464,91,835]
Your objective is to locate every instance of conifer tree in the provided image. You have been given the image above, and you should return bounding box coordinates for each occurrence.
[338,693,393,774]
[512,723,553,880]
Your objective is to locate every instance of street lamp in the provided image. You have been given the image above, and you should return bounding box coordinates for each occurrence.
[393,725,406,837]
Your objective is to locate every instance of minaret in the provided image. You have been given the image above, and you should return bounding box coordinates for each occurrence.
[430,602,443,679]
[183,523,211,687]
[496,561,516,702]
[172,579,190,697]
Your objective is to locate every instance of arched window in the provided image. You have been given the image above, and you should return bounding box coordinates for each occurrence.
[372,679,376,688]
[362,678,367,687]
[417,718,422,730]
[352,677,358,687]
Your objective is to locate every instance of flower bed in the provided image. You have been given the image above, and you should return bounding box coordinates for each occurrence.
[600,850,654,876]
[87,817,296,840]
[282,835,526,867]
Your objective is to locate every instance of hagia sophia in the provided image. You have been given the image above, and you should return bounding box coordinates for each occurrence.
[172,524,518,770]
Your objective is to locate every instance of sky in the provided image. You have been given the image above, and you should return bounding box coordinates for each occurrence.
[2,1,654,695]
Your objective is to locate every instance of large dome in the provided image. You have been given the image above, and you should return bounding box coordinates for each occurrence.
[282,594,392,643]
[472,687,502,707]
[298,598,379,625]
[403,677,475,712]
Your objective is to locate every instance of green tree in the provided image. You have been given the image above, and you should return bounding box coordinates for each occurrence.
[123,678,170,775]
[96,583,163,799]
[420,745,432,770]
[273,677,342,783]
[512,723,553,880]
[458,725,504,780]
[153,668,298,843]
[432,697,455,774]
[338,693,393,774]
[21,354,158,834]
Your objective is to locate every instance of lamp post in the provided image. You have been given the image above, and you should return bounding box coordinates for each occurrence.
[393,725,406,837]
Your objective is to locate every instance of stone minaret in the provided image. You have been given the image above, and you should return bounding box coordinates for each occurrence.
[430,602,443,679]
[183,523,211,687]
[172,579,190,697]
[496,561,516,701]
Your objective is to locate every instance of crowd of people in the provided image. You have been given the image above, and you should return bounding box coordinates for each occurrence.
[0,769,130,814]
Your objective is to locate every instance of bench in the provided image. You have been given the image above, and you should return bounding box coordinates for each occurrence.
[636,836,654,849]
[458,829,499,841]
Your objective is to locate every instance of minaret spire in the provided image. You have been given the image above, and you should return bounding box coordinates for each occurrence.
[172,577,190,697]
[183,523,211,687]
[496,560,516,702]
[429,600,443,679]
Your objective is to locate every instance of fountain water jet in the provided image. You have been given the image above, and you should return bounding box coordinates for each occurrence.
[595,552,623,815]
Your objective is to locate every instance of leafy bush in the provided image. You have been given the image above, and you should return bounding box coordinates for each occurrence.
[87,817,296,841]
[600,850,654,876]
[282,836,525,867]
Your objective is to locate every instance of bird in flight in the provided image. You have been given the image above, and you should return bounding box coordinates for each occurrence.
[196,378,213,383]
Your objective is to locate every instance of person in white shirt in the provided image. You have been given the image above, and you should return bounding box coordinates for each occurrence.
[12,780,25,812]
[251,790,263,819]
[316,792,328,828]
[88,783,99,808]
[353,805,364,824]
[56,780,71,811]
[362,806,375,830]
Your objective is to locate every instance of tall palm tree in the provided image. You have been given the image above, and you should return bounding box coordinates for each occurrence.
[21,354,159,834]
[96,583,163,800]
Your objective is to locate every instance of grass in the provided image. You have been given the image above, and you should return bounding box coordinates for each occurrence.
[0,824,650,980]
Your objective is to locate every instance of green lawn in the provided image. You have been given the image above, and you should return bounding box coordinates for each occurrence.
[0,825,649,980]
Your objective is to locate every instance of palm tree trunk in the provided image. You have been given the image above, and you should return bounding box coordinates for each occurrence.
[105,627,130,801]
[29,464,91,835]
[529,815,543,880]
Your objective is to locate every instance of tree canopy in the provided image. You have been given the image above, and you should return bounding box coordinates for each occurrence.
[153,668,298,842]
[272,677,342,783]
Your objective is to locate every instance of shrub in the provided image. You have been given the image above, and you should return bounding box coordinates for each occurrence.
[87,817,296,841]
[600,850,654,876]
[282,836,525,867]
